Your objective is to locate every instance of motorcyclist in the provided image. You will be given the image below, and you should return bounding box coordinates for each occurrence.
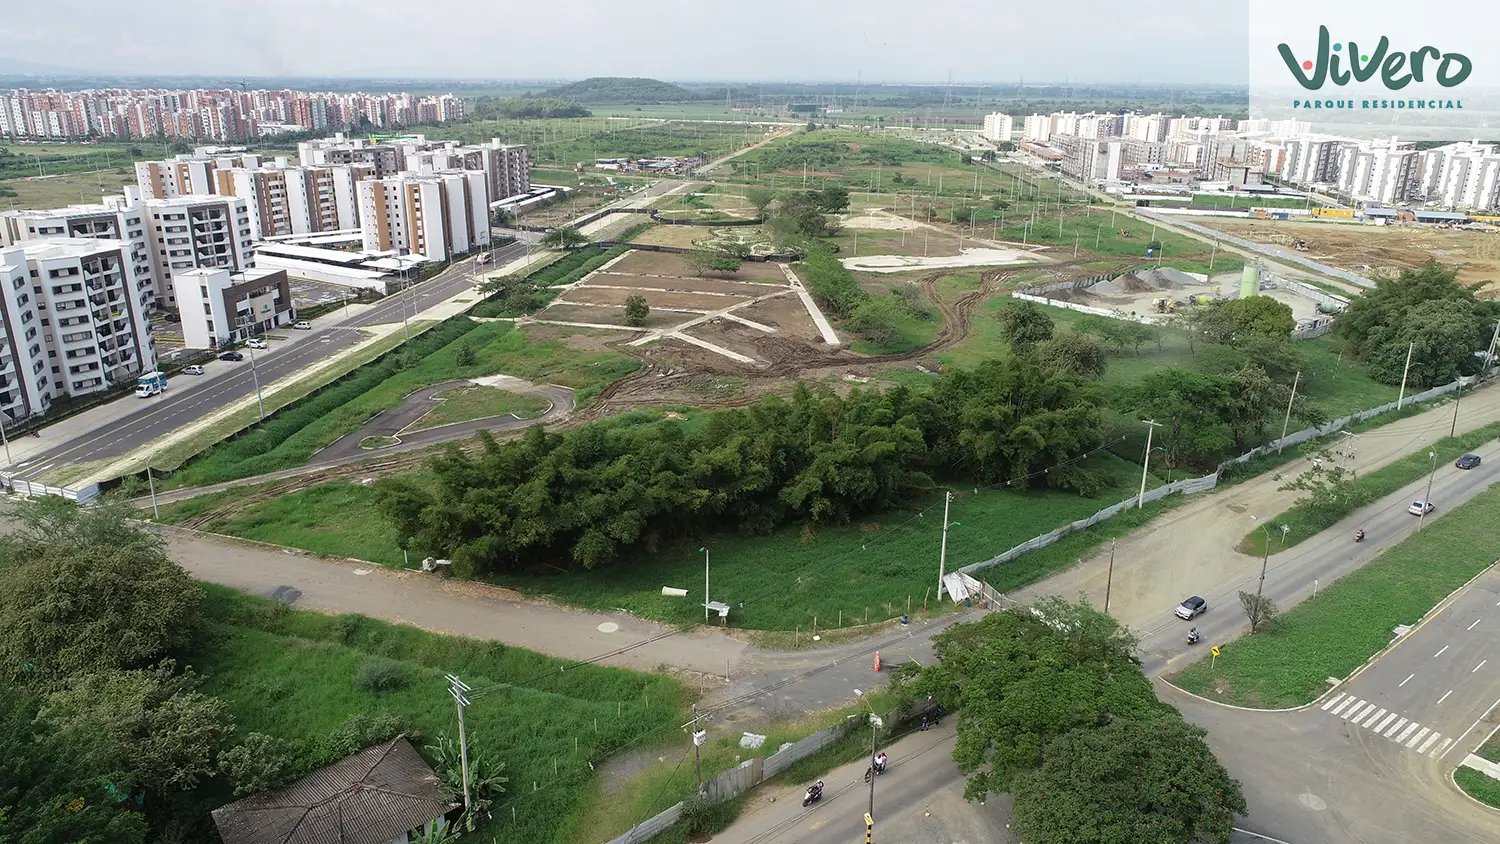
[1355,529,1365,541]
[1187,627,1200,644]
[875,751,888,772]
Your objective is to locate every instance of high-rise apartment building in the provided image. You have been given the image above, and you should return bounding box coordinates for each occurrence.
[1021,114,1052,143]
[356,171,490,260]
[142,194,256,309]
[172,267,293,349]
[981,113,1013,142]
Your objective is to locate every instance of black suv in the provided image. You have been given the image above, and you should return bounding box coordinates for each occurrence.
[219,351,244,362]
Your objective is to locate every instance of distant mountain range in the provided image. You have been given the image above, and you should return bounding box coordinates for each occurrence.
[0,57,94,77]
[541,77,704,104]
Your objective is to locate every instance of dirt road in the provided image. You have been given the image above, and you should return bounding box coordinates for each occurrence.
[1011,382,1500,632]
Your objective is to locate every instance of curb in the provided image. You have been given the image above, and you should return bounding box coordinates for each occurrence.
[1450,766,1500,815]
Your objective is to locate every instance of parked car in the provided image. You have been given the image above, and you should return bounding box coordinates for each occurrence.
[219,351,244,362]
[1408,499,1435,516]
[182,365,205,375]
[245,338,268,350]
[293,320,313,330]
[1456,454,1481,470]
[1174,596,1207,620]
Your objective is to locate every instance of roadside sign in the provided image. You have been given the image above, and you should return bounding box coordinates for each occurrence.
[1211,646,1221,657]
[864,813,873,827]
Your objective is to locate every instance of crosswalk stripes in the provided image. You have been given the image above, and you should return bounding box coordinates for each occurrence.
[1317,693,1451,759]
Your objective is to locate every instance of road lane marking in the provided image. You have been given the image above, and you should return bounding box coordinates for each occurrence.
[1400,673,1415,687]
[1331,697,1356,715]
[1384,717,1408,737]
[1468,618,1482,631]
[1342,701,1370,720]
[1476,660,1488,673]
[1362,707,1387,728]
[1375,712,1398,733]
[1407,727,1430,748]
[1436,645,1450,657]
[1431,738,1453,758]
[1322,693,1346,711]
[1418,732,1442,754]
[1397,723,1420,742]
[1438,690,1454,704]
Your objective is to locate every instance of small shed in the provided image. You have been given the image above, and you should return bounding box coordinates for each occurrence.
[212,737,457,844]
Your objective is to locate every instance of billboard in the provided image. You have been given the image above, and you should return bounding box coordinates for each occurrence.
[1249,0,1500,140]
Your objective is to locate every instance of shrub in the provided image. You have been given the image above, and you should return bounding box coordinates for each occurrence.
[354,657,411,692]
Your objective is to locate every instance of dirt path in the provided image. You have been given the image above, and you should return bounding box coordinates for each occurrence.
[1010,382,1500,632]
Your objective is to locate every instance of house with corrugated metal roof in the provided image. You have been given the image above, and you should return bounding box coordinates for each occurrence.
[212,737,458,844]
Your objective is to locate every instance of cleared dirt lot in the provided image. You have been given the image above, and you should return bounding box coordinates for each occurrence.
[734,294,826,341]
[559,287,752,311]
[586,271,784,295]
[533,303,683,329]
[1199,218,1500,296]
[609,249,789,282]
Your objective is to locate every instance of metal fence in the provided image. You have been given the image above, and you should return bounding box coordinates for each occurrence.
[600,718,858,844]
[958,374,1480,580]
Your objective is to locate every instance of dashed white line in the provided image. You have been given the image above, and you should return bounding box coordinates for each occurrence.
[1399,673,1415,687]
[1436,645,1450,657]
[1438,690,1454,705]
[1468,618,1482,631]
[1385,717,1408,738]
[1407,727,1431,748]
[1474,660,1487,673]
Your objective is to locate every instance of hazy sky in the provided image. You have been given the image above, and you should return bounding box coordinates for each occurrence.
[5,0,1250,83]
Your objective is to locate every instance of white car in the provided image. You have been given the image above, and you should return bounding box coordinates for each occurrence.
[293,320,313,330]
[245,338,268,349]
[1408,500,1435,516]
[182,365,205,375]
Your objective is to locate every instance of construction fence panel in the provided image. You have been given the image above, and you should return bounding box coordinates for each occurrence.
[964,374,1480,584]
[763,720,854,779]
[1011,291,1120,319]
[602,802,684,844]
[704,757,763,804]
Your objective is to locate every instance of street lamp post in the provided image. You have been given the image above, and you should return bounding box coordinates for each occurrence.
[1277,371,1301,454]
[246,343,266,422]
[1419,450,1438,532]
[853,690,882,821]
[1137,420,1163,509]
[1249,516,1288,632]
[147,462,160,520]
[700,547,710,620]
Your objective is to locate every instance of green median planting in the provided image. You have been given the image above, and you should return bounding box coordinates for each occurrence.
[1238,417,1500,557]
[1172,487,1500,709]
[1454,767,1500,810]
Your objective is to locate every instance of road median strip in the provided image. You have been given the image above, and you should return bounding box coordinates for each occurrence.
[1171,488,1500,709]
[1238,417,1500,557]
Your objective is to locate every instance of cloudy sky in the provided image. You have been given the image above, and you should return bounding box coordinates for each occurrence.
[5,0,1250,83]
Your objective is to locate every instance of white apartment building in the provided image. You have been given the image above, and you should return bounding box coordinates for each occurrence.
[1021,114,1052,143]
[172,267,293,349]
[143,194,256,309]
[0,239,155,407]
[0,199,157,318]
[981,113,1013,142]
[1336,138,1420,205]
[1126,113,1167,143]
[1277,136,1346,186]
[357,171,490,260]
[1418,141,1500,210]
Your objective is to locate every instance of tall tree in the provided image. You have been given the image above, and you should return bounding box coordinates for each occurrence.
[1037,332,1108,379]
[1216,296,1295,343]
[1119,368,1238,469]
[539,226,588,250]
[996,300,1056,354]
[815,184,850,213]
[0,498,203,682]
[1010,715,1247,844]
[1336,261,1495,386]
[743,186,776,217]
[623,294,650,326]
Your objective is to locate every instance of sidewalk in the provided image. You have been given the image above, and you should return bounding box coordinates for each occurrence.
[9,303,374,467]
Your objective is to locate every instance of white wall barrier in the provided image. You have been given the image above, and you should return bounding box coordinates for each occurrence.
[2,477,101,505]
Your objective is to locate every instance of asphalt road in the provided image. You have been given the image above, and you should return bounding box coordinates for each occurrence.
[12,240,530,479]
[1132,437,1500,678]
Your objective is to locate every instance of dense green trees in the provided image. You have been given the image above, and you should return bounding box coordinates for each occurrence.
[1336,262,1498,388]
[539,226,588,250]
[469,97,592,120]
[996,300,1055,354]
[377,361,1106,575]
[898,600,1245,844]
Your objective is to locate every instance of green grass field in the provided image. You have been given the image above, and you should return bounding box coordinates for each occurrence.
[409,385,549,431]
[1171,487,1500,708]
[164,320,636,488]
[1238,418,1500,557]
[1454,767,1500,809]
[161,452,1153,631]
[191,584,686,844]
[1,169,136,210]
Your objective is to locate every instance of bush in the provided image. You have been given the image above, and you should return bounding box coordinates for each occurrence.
[353,657,411,692]
[455,342,476,367]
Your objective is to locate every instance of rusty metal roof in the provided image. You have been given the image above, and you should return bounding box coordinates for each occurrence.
[212,737,458,844]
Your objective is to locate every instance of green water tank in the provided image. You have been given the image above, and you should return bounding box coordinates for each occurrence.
[1240,264,1260,299]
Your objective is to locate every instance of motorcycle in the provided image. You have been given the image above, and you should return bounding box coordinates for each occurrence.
[1186,632,1201,646]
[1355,530,1365,543]
[802,784,822,807]
[864,758,887,783]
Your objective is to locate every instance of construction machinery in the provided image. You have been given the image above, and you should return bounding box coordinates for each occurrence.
[1152,297,1179,313]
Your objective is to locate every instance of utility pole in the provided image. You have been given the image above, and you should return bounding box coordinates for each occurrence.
[1419,450,1437,532]
[1277,371,1301,453]
[246,343,266,421]
[937,491,953,599]
[691,706,706,794]
[1484,319,1500,380]
[147,462,160,520]
[1104,540,1116,614]
[446,675,472,811]
[701,547,710,620]
[0,413,11,466]
[1137,420,1163,509]
[1451,378,1464,438]
[1396,341,1414,409]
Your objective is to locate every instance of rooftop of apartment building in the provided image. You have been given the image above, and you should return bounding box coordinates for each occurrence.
[16,237,128,261]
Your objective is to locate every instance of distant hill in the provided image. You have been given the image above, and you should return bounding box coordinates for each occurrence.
[541,77,701,104]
